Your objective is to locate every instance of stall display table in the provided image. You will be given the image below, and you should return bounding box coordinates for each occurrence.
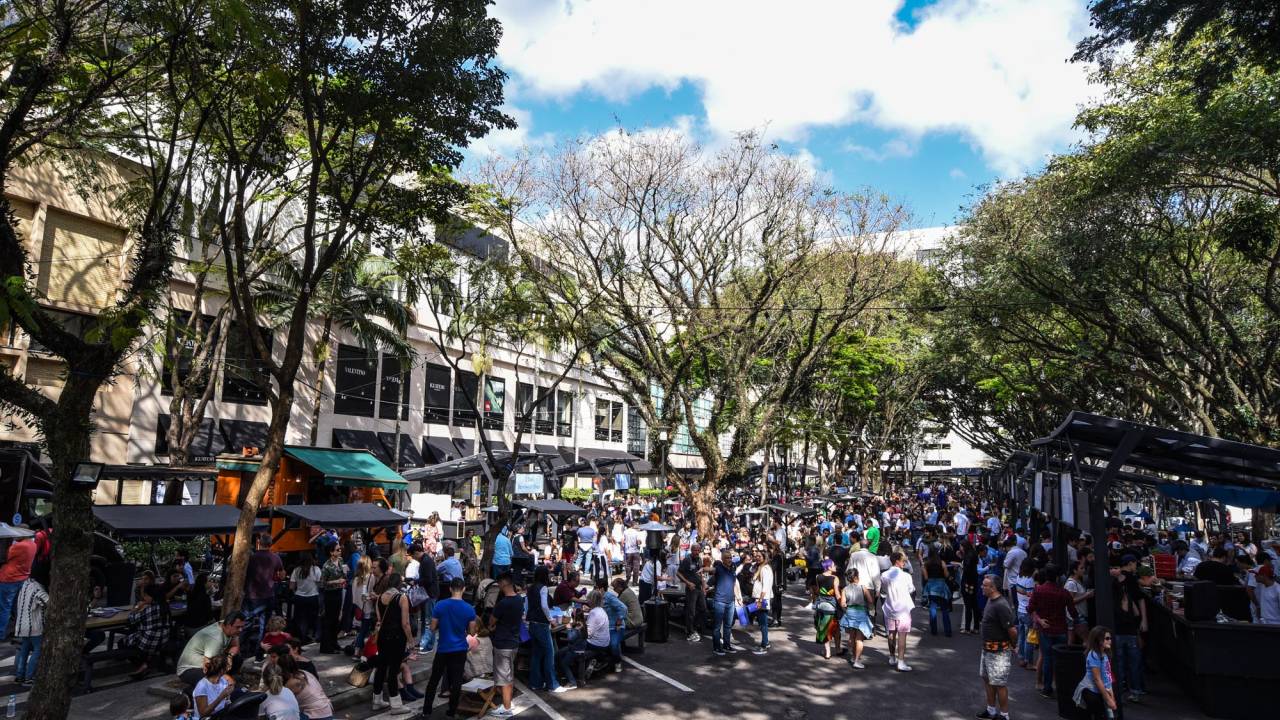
[1147,600,1280,719]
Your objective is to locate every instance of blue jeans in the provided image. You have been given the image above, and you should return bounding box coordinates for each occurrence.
[576,547,593,576]
[353,615,375,657]
[756,606,769,648]
[710,600,733,651]
[928,596,952,637]
[1017,611,1034,665]
[527,622,559,691]
[241,596,274,657]
[491,563,510,580]
[1113,634,1144,694]
[15,635,41,681]
[609,627,622,666]
[1040,633,1066,692]
[417,597,436,651]
[0,582,22,641]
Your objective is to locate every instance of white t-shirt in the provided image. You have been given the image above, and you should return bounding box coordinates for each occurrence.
[1003,547,1027,589]
[624,528,645,554]
[586,606,611,647]
[192,676,230,719]
[405,558,420,580]
[1064,577,1088,618]
[1257,581,1280,625]
[261,688,301,720]
[1012,575,1035,614]
[752,564,774,601]
[881,565,916,616]
[986,516,1001,535]
[290,566,320,597]
[955,513,970,536]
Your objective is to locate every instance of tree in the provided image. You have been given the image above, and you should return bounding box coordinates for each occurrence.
[476,131,908,534]
[213,0,512,612]
[0,2,230,716]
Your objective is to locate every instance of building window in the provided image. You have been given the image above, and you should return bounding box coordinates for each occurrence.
[378,353,409,420]
[556,389,573,437]
[423,363,450,424]
[162,311,218,396]
[922,443,952,451]
[627,405,646,457]
[452,369,479,427]
[536,387,554,434]
[222,323,272,405]
[36,208,125,309]
[26,309,95,354]
[483,376,505,431]
[332,343,376,416]
[922,459,952,467]
[595,398,624,442]
[515,382,534,433]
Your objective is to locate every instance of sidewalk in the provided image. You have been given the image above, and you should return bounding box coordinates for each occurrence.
[66,646,437,720]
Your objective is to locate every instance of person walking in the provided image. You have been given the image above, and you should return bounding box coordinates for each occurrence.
[422,577,477,717]
[369,573,412,715]
[813,559,841,659]
[839,566,874,669]
[881,551,916,671]
[977,575,1017,720]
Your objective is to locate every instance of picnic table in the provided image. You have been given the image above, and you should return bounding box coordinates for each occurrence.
[85,604,187,649]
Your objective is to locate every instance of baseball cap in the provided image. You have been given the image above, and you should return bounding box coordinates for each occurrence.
[1120,554,1138,566]
[1258,564,1275,579]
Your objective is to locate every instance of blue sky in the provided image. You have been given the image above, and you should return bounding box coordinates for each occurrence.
[475,0,1098,227]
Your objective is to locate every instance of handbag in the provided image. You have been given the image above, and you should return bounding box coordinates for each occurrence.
[407,584,430,609]
[346,660,371,688]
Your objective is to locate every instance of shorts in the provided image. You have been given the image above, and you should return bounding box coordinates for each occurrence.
[886,611,912,634]
[980,649,1013,687]
[493,648,517,686]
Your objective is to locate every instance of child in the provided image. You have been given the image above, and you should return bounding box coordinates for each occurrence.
[260,615,291,654]
[169,694,192,720]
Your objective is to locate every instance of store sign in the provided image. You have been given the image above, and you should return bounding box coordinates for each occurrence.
[514,472,544,495]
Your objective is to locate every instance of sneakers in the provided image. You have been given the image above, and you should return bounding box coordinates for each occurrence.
[975,711,997,719]
[387,694,412,715]
[897,661,913,672]
[687,633,701,642]
[371,693,389,711]
[801,603,814,610]
[752,646,768,655]
[552,685,576,694]
[889,655,897,666]
[724,645,739,654]
[851,660,866,669]
[713,649,726,656]
[489,708,515,718]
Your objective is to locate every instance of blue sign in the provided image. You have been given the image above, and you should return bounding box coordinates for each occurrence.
[514,472,544,495]
[614,473,631,490]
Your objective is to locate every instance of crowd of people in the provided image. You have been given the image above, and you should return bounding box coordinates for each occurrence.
[6,478,1278,720]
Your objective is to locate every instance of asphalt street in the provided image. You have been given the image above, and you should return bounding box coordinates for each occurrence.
[352,591,1210,720]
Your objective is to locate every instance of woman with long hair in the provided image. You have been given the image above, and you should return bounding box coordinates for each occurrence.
[526,565,561,692]
[923,555,953,637]
[370,573,413,715]
[813,559,841,659]
[289,553,321,644]
[1072,625,1121,719]
[750,548,773,654]
[259,663,301,720]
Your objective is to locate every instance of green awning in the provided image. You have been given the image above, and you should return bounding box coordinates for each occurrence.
[284,446,407,490]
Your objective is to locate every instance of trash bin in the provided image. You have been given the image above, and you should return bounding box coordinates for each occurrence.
[643,599,670,643]
[1053,645,1089,720]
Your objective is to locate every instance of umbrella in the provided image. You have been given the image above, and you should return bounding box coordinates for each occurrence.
[1120,508,1138,517]
[737,508,766,515]
[638,521,676,532]
[0,523,33,539]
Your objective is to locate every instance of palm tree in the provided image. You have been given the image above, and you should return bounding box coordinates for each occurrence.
[253,241,415,446]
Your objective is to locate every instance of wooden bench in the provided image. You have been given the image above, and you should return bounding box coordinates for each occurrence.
[79,647,135,693]
[622,623,646,653]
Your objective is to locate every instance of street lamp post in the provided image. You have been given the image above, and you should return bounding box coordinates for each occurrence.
[657,429,669,522]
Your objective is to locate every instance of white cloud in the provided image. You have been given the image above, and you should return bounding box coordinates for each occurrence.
[949,167,967,179]
[467,104,555,158]
[492,0,1097,175]
[842,137,916,162]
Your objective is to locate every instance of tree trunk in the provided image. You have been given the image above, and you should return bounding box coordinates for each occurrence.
[221,384,294,613]
[1252,511,1273,543]
[27,386,98,720]
[759,442,771,506]
[689,480,717,538]
[307,315,335,447]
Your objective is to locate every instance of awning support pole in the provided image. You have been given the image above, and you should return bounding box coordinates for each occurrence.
[1090,426,1143,631]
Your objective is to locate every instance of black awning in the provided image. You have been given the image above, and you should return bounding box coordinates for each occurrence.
[155,415,225,464]
[576,447,653,474]
[270,502,406,528]
[93,504,257,538]
[535,444,570,469]
[221,419,269,453]
[423,436,464,464]
[100,465,218,482]
[516,498,587,516]
[0,449,52,492]
[377,432,426,468]
[453,438,475,457]
[760,503,817,517]
[332,428,393,465]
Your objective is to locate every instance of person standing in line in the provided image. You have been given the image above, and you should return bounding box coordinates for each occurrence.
[881,551,916,671]
[421,578,477,717]
[977,575,1018,720]
[0,532,37,644]
[677,543,707,642]
[488,573,523,717]
[1027,564,1077,698]
[751,548,773,654]
[318,544,347,654]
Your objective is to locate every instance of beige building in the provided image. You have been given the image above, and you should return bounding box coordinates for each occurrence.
[2,158,647,504]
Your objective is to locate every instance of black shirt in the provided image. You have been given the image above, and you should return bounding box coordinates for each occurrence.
[490,595,524,650]
[980,594,1015,644]
[1193,560,1238,586]
[677,555,704,591]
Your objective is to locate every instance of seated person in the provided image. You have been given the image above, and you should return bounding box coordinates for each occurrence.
[191,653,237,719]
[265,639,316,678]
[260,615,291,656]
[554,590,614,690]
[122,583,170,679]
[611,577,644,629]
[553,570,584,607]
[176,612,246,689]
[277,654,334,720]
